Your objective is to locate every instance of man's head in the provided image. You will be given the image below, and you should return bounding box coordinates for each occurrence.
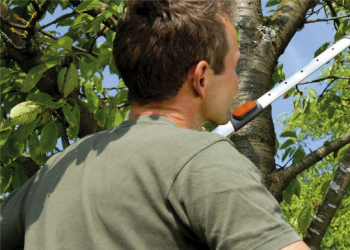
[113,0,233,105]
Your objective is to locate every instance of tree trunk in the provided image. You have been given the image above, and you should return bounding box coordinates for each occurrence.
[229,0,316,184]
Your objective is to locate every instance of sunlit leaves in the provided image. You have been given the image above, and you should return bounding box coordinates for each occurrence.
[62,103,80,140]
[57,64,79,98]
[56,36,73,50]
[265,0,282,7]
[10,101,42,125]
[75,0,102,13]
[271,62,285,87]
[314,42,330,58]
[85,87,100,114]
[39,121,58,153]
[20,64,48,92]
[297,203,314,235]
[283,178,301,204]
[106,108,123,128]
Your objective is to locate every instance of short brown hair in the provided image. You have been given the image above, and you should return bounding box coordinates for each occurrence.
[113,0,232,105]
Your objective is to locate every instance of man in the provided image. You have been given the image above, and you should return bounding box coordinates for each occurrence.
[1,1,309,249]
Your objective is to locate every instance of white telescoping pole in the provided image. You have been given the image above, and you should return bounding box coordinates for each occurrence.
[212,33,350,137]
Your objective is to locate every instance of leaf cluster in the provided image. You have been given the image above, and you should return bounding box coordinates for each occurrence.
[0,0,129,196]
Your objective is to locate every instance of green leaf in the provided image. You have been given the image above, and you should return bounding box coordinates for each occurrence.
[283,178,301,204]
[29,133,49,165]
[283,182,293,204]
[297,203,313,234]
[16,117,39,141]
[86,15,104,33]
[0,167,12,194]
[328,106,335,119]
[57,67,68,94]
[85,88,100,114]
[75,0,102,12]
[95,105,110,128]
[106,28,116,47]
[108,5,123,18]
[280,130,297,138]
[64,64,79,98]
[106,108,123,128]
[80,60,93,79]
[11,163,29,190]
[93,75,103,94]
[111,89,128,105]
[58,64,79,98]
[282,147,293,162]
[27,92,53,105]
[10,101,42,125]
[314,42,330,57]
[57,36,74,50]
[20,64,48,92]
[265,0,281,7]
[71,13,93,28]
[308,88,317,98]
[293,147,306,164]
[67,104,80,140]
[318,179,331,195]
[6,133,25,159]
[39,121,58,153]
[62,104,78,127]
[0,130,12,148]
[280,138,295,149]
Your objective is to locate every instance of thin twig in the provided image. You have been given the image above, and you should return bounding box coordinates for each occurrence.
[305,14,350,23]
[320,79,336,97]
[89,25,108,53]
[298,76,350,85]
[39,12,76,31]
[39,30,99,56]
[325,0,340,29]
[0,30,25,50]
[103,87,126,90]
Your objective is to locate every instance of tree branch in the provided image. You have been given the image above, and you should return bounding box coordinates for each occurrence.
[39,30,99,56]
[325,0,340,29]
[39,12,76,31]
[319,79,336,97]
[298,76,350,85]
[304,147,350,249]
[270,0,317,56]
[284,131,350,181]
[305,14,350,23]
[269,131,350,202]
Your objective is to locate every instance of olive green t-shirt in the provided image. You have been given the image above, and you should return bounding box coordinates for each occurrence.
[1,115,300,249]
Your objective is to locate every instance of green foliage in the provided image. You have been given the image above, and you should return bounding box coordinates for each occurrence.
[271,62,286,87]
[278,3,350,247]
[0,0,127,195]
[1,1,349,247]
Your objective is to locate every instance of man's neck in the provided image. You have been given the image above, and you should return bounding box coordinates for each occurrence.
[129,100,203,130]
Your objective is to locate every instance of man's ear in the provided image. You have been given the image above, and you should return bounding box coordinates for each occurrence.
[192,60,213,100]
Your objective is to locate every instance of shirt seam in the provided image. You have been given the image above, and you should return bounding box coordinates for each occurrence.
[166,139,233,228]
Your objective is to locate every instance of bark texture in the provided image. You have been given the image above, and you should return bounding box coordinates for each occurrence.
[304,148,350,249]
[229,0,316,183]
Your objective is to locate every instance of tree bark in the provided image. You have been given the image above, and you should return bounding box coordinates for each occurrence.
[229,0,316,182]
[304,147,350,249]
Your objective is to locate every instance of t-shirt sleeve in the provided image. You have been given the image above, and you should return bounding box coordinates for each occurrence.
[168,141,301,250]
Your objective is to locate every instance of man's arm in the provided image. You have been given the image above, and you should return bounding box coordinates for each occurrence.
[281,240,310,250]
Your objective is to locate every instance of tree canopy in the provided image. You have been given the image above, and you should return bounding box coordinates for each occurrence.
[0,0,349,249]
